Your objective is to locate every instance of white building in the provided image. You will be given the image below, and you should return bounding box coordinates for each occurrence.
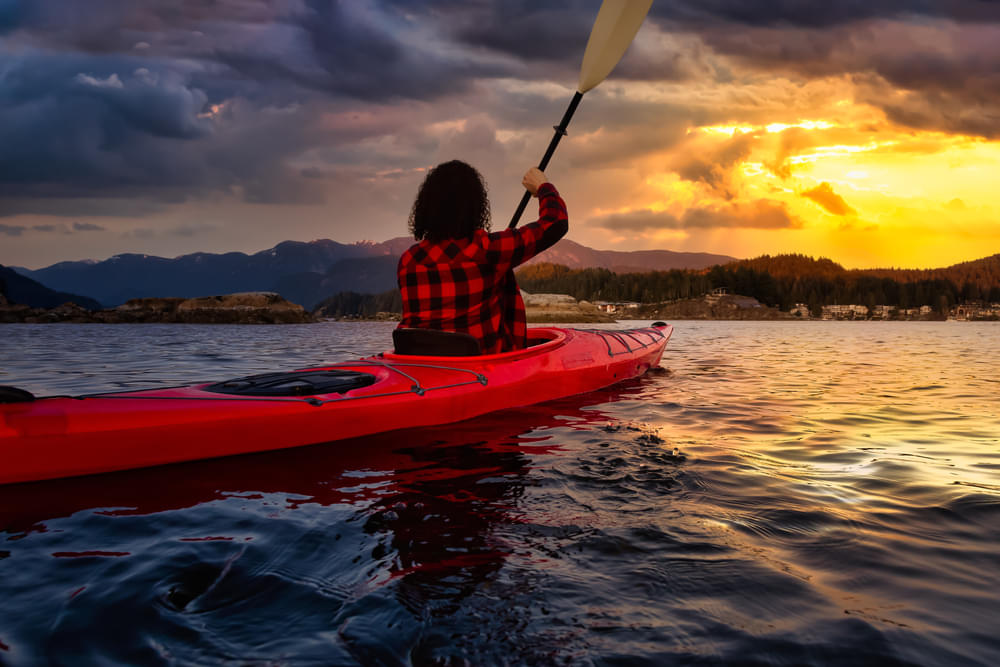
[821,304,869,320]
[871,305,893,319]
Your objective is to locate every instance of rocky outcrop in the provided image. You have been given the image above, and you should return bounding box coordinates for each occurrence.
[522,291,616,323]
[0,292,316,324]
[324,311,401,322]
[0,301,84,323]
[638,294,795,320]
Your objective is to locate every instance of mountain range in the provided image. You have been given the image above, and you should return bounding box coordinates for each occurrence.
[10,238,738,309]
[523,239,736,273]
[15,233,995,313]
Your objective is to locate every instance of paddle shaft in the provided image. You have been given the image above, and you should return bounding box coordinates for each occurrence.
[508,91,584,229]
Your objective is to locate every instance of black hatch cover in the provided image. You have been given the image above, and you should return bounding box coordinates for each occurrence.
[204,370,376,397]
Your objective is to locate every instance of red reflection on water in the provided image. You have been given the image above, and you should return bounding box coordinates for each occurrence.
[51,551,130,558]
[178,536,236,542]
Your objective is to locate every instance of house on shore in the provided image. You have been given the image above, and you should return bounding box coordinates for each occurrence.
[951,302,1000,320]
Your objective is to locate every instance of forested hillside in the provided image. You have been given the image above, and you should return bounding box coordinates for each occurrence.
[517,253,1000,315]
[728,253,1000,298]
[862,254,1000,295]
[517,264,711,303]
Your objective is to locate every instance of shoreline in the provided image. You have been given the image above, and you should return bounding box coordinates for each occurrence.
[3,292,994,324]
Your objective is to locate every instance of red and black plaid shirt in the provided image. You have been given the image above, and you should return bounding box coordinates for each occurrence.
[397,182,568,354]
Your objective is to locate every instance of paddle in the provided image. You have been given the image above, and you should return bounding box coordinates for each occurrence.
[508,0,653,229]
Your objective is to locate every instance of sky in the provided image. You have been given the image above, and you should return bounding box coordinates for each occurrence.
[2,0,999,270]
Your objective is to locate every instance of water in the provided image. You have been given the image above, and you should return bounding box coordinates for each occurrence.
[1,321,998,665]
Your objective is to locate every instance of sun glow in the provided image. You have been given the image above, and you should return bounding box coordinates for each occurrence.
[786,141,896,165]
[595,107,1000,269]
[766,120,835,133]
[697,119,837,137]
[698,124,756,137]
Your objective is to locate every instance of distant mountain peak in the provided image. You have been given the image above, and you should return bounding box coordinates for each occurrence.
[523,238,739,273]
[0,265,102,310]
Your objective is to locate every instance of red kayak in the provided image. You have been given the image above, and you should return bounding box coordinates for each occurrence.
[0,324,671,485]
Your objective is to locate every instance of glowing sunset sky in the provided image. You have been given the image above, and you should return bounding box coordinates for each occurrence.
[2,0,999,269]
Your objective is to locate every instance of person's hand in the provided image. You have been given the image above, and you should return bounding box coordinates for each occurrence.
[522,167,547,196]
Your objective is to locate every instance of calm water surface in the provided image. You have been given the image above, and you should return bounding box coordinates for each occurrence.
[1,321,998,665]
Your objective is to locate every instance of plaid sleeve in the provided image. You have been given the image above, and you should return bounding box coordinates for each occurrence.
[485,183,568,271]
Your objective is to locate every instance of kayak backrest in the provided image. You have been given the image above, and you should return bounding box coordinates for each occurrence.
[392,328,482,357]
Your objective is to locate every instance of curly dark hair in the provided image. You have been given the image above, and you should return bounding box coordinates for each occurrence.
[409,160,491,241]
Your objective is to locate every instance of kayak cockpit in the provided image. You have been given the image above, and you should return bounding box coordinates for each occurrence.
[392,328,482,356]
[386,327,566,362]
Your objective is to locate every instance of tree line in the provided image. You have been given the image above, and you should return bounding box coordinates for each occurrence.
[516,263,711,304]
[311,256,1000,318]
[517,262,1000,314]
[702,266,983,315]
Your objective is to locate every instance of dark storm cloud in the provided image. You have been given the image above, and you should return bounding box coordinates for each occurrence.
[0,223,26,236]
[1,0,302,53]
[0,52,211,198]
[286,0,506,101]
[16,0,513,103]
[0,48,331,211]
[394,0,697,85]
[73,222,106,231]
[0,221,103,233]
[649,0,1000,28]
[378,0,1000,88]
[0,0,529,216]
[450,1,594,62]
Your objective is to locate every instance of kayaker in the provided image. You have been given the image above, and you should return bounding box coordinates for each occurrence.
[397,161,569,354]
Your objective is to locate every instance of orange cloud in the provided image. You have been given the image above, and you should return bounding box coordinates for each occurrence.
[801,182,856,216]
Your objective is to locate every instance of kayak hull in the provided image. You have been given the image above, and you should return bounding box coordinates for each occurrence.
[0,324,671,485]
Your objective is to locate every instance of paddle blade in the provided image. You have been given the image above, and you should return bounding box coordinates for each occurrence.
[577,0,653,93]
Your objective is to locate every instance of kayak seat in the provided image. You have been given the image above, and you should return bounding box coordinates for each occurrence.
[0,386,36,403]
[392,328,482,357]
